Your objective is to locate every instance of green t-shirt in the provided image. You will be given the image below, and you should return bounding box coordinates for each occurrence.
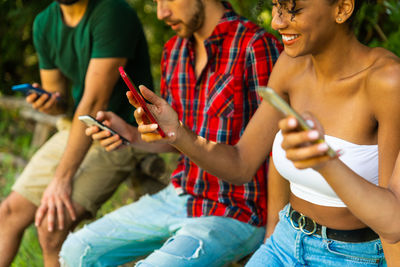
[33,0,153,125]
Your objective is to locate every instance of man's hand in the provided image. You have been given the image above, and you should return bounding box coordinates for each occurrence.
[128,85,180,143]
[85,111,136,151]
[35,178,76,232]
[26,83,61,114]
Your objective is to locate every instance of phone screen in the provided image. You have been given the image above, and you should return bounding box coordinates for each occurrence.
[78,115,131,145]
[118,66,166,137]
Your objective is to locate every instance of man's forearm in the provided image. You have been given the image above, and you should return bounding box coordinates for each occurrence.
[53,114,93,181]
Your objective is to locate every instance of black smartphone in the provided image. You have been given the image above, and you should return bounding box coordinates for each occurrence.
[257,86,336,157]
[78,115,131,145]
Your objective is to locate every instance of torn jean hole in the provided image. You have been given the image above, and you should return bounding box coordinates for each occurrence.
[157,235,203,260]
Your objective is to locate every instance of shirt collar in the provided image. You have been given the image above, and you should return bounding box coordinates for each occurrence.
[204,1,238,47]
[185,1,238,47]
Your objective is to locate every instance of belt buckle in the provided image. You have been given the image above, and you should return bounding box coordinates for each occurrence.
[289,210,317,235]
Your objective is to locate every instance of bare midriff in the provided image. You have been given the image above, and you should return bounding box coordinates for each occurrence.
[289,193,368,230]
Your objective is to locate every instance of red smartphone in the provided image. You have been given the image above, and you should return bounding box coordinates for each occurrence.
[119,66,166,137]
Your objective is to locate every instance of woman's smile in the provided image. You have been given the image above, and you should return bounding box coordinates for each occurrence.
[281,34,301,45]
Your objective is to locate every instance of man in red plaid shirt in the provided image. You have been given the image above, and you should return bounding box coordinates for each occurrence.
[60,0,282,266]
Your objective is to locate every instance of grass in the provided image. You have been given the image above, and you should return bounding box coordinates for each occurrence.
[0,107,44,266]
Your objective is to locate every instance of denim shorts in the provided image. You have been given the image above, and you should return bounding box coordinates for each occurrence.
[60,184,265,267]
[246,204,386,266]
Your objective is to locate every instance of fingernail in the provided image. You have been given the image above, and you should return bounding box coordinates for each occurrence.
[288,118,297,127]
[308,130,319,140]
[336,149,344,157]
[150,124,158,130]
[306,119,315,128]
[318,143,328,151]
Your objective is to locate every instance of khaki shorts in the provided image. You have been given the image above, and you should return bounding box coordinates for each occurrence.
[12,129,149,216]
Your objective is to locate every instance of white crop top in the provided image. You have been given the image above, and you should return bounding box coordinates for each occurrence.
[272,131,379,207]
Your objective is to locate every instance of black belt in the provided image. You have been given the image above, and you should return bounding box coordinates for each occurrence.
[288,206,379,243]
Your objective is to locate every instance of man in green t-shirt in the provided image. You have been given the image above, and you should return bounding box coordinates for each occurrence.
[0,0,153,265]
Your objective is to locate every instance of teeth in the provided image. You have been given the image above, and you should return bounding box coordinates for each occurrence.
[282,35,299,41]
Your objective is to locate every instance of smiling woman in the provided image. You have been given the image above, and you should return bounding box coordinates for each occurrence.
[127,0,400,266]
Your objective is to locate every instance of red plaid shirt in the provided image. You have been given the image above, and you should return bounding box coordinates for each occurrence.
[160,3,282,226]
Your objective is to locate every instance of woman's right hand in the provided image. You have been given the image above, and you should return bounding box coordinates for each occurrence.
[127,85,181,144]
[279,114,336,170]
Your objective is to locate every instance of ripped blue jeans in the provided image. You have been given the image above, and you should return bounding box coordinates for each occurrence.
[59,184,265,267]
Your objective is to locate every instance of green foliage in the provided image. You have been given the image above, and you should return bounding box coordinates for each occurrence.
[0,108,33,158]
[0,108,41,266]
[230,0,276,35]
[381,0,400,55]
[127,0,174,90]
[0,154,20,197]
[354,0,400,56]
[11,226,43,267]
[0,0,52,95]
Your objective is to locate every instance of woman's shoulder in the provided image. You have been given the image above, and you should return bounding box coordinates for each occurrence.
[366,48,400,93]
[268,51,311,91]
[364,48,400,106]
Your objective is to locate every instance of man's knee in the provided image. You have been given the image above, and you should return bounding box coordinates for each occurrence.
[0,194,35,226]
[37,203,89,252]
[59,232,95,267]
[37,224,68,252]
[0,199,13,220]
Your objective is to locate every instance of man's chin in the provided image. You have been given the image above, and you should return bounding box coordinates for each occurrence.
[175,29,194,39]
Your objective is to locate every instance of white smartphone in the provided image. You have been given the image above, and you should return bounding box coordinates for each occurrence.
[78,115,131,145]
[257,86,336,157]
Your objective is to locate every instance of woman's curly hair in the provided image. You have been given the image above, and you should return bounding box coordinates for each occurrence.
[274,0,364,28]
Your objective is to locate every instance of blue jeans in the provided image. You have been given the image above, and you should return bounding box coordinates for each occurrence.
[60,184,265,267]
[246,204,386,266]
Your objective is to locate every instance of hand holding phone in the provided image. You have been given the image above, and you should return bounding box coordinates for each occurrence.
[257,86,336,157]
[78,115,131,145]
[119,66,166,137]
[12,83,52,97]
